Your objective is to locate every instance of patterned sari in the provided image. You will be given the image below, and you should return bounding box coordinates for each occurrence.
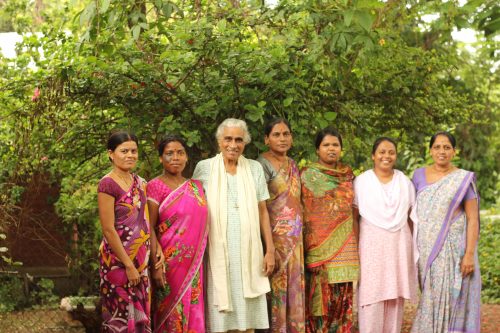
[98,175,151,333]
[259,157,305,333]
[301,162,359,333]
[151,179,208,333]
[411,169,481,333]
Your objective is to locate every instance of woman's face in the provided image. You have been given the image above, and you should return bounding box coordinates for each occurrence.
[317,135,342,167]
[430,135,455,167]
[372,140,397,172]
[108,140,138,172]
[265,122,292,155]
[218,126,246,162]
[160,141,187,176]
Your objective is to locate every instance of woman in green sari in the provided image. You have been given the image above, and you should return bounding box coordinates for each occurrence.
[301,127,359,333]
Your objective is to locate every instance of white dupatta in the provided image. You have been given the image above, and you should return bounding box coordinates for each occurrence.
[355,169,414,232]
[206,153,270,312]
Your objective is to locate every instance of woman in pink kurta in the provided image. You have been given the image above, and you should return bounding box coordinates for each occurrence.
[353,137,417,333]
[147,135,208,333]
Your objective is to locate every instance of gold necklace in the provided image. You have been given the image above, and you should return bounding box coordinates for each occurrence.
[161,174,185,189]
[269,151,288,172]
[113,170,132,189]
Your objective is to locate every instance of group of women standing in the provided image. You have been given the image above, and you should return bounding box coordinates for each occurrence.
[97,118,481,333]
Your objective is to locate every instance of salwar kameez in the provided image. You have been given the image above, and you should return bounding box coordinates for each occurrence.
[354,170,417,333]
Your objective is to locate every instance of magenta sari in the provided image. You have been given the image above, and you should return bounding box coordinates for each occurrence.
[148,179,208,333]
[98,174,151,333]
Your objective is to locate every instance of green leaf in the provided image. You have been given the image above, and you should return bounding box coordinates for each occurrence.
[132,25,141,40]
[356,0,385,9]
[324,112,337,121]
[100,0,111,13]
[355,10,375,31]
[79,2,96,26]
[344,10,354,27]
[283,97,293,107]
[317,118,328,129]
[162,3,173,19]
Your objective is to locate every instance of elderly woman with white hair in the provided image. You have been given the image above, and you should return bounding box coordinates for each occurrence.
[193,118,275,332]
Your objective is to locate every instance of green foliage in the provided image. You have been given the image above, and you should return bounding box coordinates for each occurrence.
[0,0,498,296]
[480,208,500,304]
[0,276,59,312]
[30,278,59,307]
[0,275,27,312]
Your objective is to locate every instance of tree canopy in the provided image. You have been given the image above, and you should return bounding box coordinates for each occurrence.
[0,0,498,292]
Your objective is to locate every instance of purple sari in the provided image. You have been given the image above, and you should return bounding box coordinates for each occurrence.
[147,179,208,333]
[98,175,151,333]
[411,169,481,333]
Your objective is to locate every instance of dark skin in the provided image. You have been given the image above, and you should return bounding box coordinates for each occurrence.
[147,141,187,288]
[99,141,163,287]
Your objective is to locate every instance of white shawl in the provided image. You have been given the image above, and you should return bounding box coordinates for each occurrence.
[354,169,414,232]
[207,153,270,312]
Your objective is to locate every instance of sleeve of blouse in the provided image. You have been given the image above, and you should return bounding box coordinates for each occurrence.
[257,157,277,183]
[146,179,161,205]
[464,183,478,201]
[411,168,422,192]
[254,162,270,202]
[97,177,118,199]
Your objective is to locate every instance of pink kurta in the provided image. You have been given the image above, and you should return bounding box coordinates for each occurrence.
[358,220,416,306]
[355,171,417,307]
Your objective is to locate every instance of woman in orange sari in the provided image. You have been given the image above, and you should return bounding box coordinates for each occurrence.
[301,127,359,333]
[147,135,208,333]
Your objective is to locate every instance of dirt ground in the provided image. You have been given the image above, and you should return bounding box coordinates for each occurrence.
[0,304,498,332]
[401,303,500,333]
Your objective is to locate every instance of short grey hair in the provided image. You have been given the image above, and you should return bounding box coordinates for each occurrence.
[215,118,251,144]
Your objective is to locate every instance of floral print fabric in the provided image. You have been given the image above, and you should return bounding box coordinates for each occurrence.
[147,179,208,333]
[98,175,151,333]
[258,156,306,333]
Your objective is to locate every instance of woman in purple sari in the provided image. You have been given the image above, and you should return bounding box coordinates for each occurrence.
[147,135,208,333]
[411,131,481,333]
[98,131,154,332]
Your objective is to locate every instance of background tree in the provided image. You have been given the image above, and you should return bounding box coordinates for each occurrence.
[0,0,498,294]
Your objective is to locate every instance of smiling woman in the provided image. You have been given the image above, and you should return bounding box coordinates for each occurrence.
[352,137,417,333]
[192,118,275,333]
[97,131,153,333]
[410,131,481,333]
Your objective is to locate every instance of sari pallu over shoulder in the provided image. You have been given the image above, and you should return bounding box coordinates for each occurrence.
[301,162,358,327]
[99,175,152,333]
[264,158,303,270]
[300,162,358,278]
[153,179,208,332]
[413,169,481,333]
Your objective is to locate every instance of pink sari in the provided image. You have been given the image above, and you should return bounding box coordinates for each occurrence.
[149,179,208,333]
